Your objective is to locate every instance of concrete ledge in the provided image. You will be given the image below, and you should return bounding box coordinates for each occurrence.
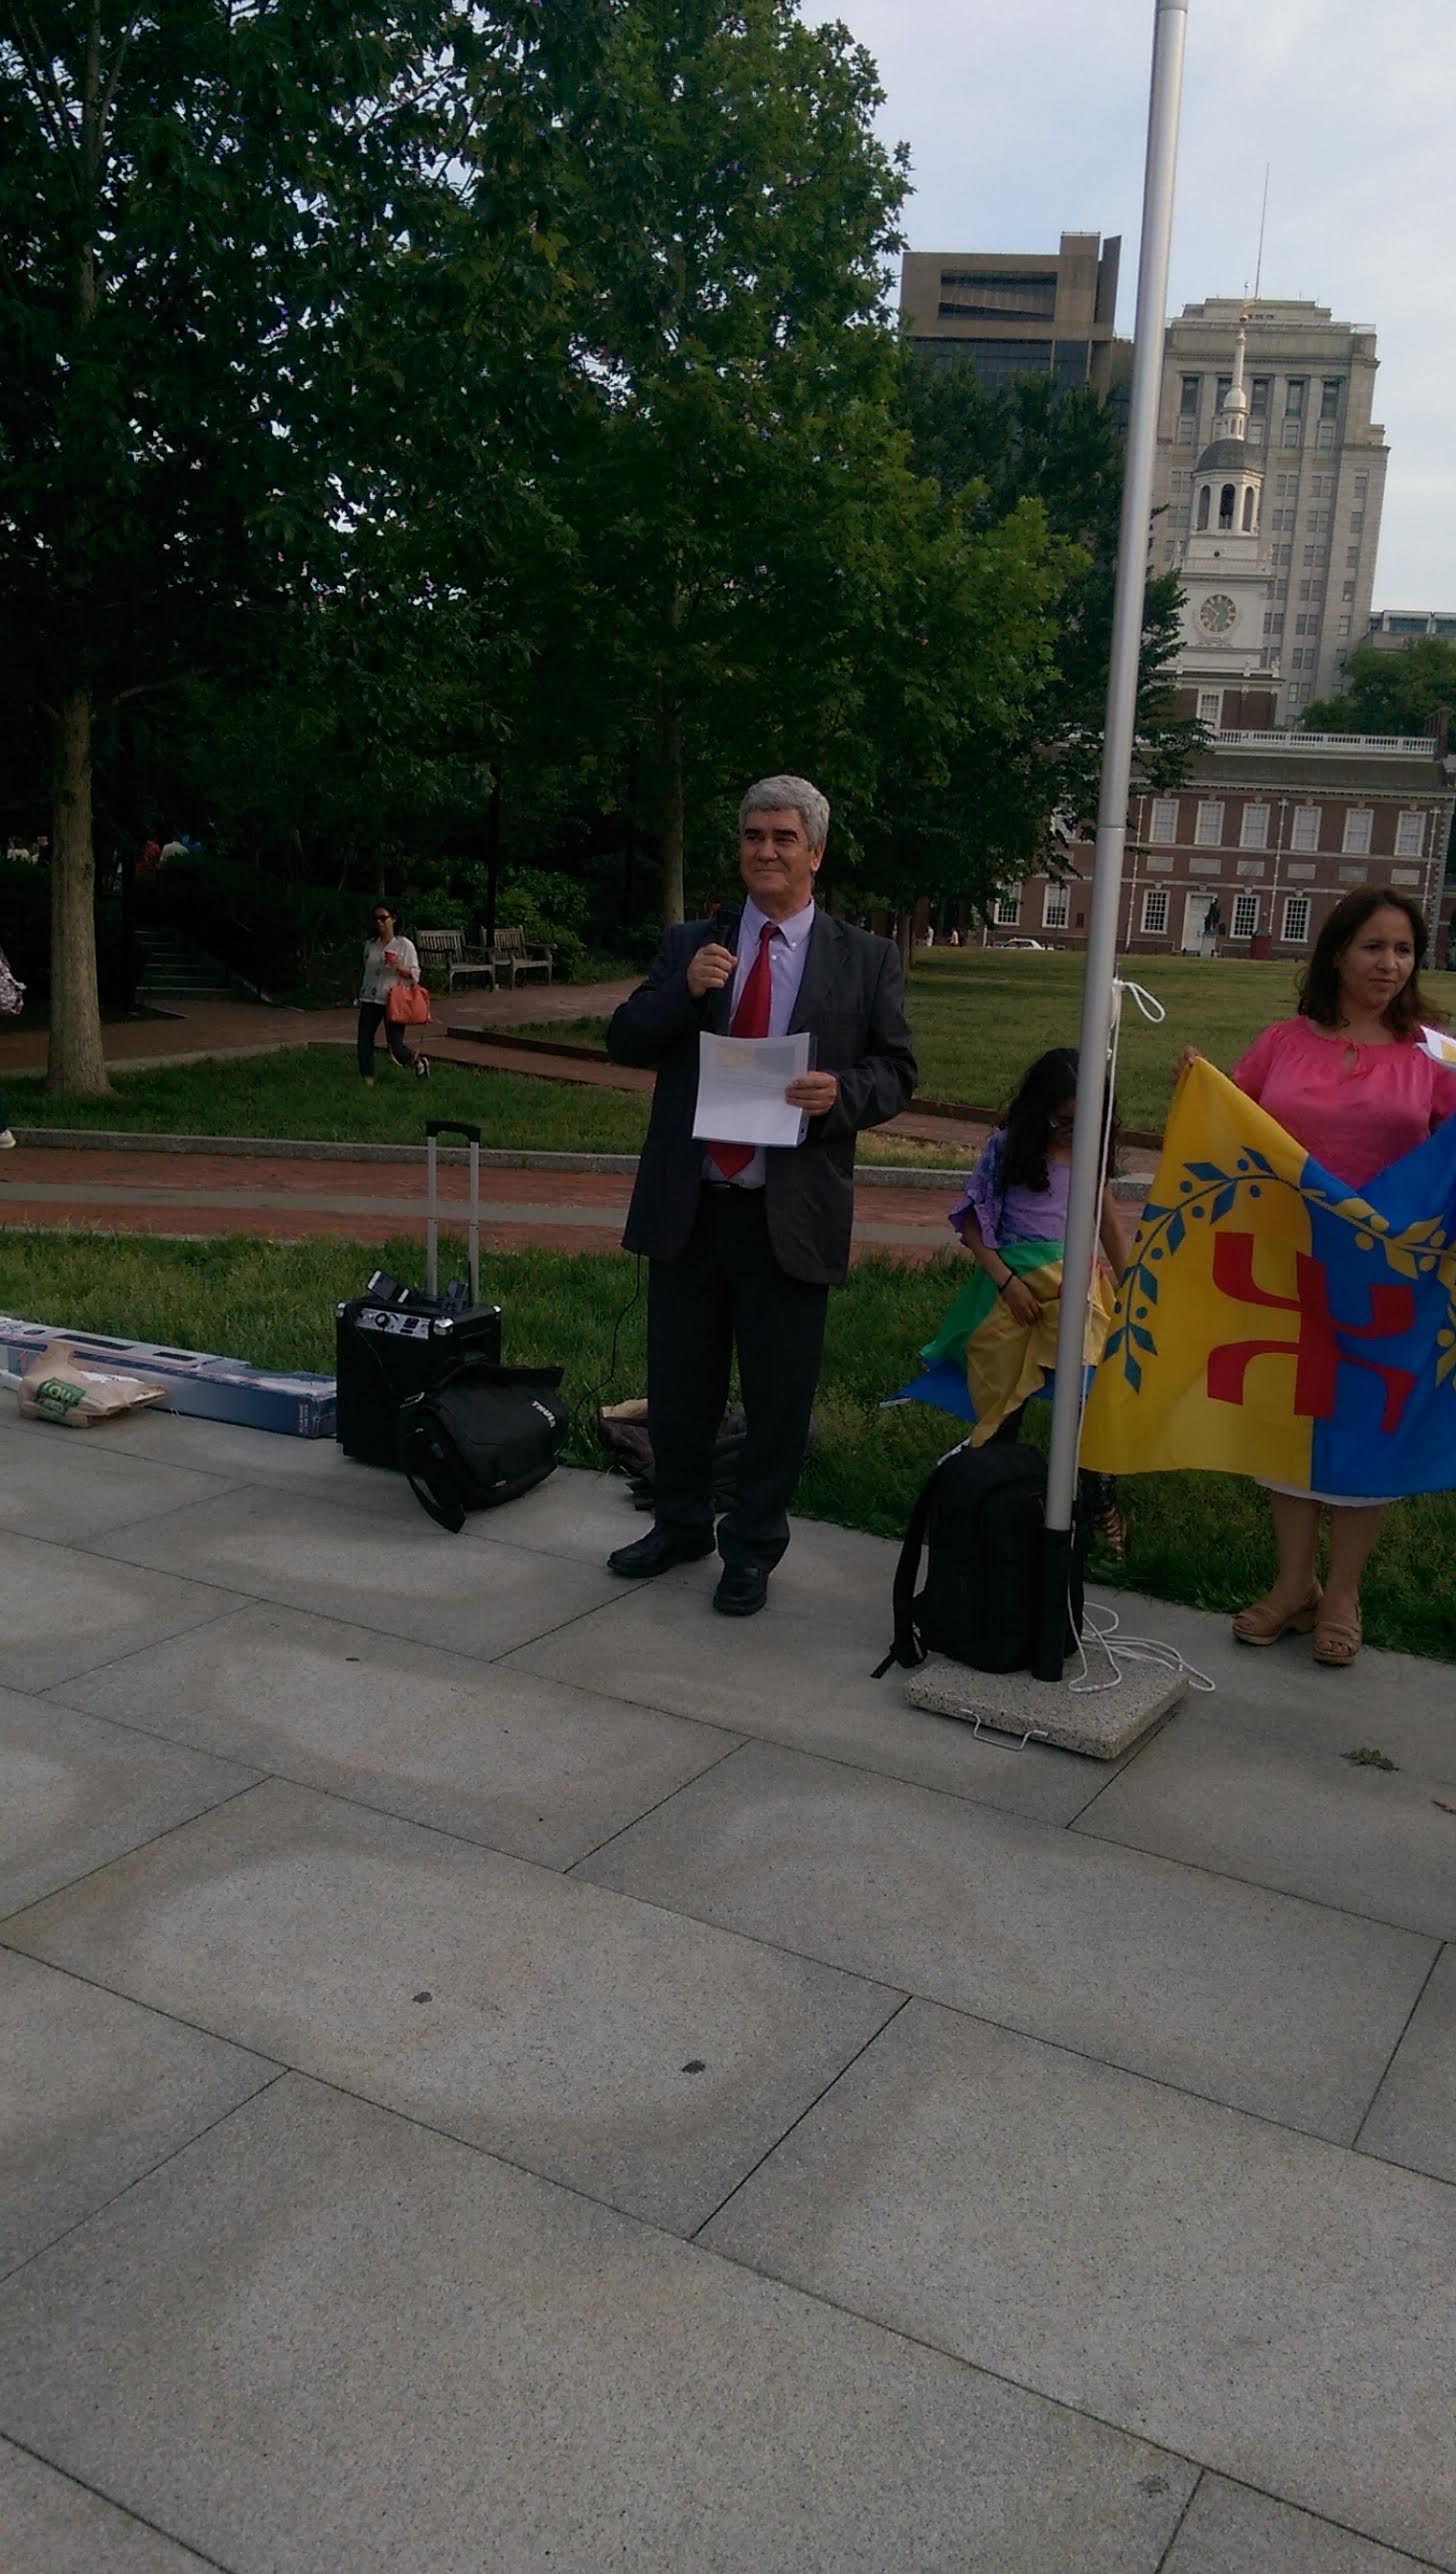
[907,1653,1185,1759]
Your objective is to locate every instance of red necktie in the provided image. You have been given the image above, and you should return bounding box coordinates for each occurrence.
[709,920,778,1180]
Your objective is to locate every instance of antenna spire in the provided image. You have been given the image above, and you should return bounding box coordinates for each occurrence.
[1253,163,1270,298]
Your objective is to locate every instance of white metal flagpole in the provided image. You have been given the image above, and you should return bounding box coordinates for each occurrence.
[1035,0,1190,1680]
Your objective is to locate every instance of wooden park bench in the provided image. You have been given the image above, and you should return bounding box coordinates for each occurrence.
[415,928,497,993]
[489,922,553,987]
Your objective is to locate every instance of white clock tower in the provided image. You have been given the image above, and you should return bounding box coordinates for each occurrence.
[1176,326,1277,683]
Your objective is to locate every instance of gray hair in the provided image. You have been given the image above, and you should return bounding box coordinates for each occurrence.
[739,773,830,851]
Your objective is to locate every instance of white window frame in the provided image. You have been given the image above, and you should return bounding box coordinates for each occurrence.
[1194,800,1225,848]
[1196,689,1222,729]
[1230,891,1261,940]
[1147,798,1178,845]
[1140,887,1169,936]
[1394,811,1425,858]
[1342,810,1373,856]
[1239,804,1270,850]
[1281,893,1311,945]
[1290,806,1321,852]
[992,886,1022,926]
[1042,881,1070,931]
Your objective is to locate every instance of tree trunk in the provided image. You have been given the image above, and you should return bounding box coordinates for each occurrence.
[483,766,502,946]
[896,910,914,976]
[46,685,112,1097]
[655,695,685,925]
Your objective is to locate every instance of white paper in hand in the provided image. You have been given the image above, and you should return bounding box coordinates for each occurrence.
[692,1032,810,1147]
[1418,1023,1456,1069]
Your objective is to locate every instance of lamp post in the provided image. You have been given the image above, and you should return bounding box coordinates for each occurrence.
[1036,0,1191,1679]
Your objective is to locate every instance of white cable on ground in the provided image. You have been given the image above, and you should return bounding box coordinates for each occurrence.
[1063,976,1217,1697]
[1069,1598,1217,1696]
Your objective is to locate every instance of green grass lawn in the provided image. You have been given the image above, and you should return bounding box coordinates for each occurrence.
[508,949,1456,1135]
[11,1049,653,1155]
[7,1044,965,1166]
[2,1228,1451,1664]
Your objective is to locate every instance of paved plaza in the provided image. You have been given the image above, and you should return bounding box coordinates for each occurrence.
[1,1397,1453,2571]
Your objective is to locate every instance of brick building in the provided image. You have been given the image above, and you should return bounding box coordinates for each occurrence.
[991,700,1455,963]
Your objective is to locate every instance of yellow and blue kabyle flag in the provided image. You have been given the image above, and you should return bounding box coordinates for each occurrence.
[1080,1059,1456,1498]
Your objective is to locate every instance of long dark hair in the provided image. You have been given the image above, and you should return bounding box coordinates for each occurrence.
[1002,1047,1121,1192]
[1297,885,1440,1035]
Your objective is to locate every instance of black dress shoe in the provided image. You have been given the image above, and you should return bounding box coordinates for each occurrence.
[607,1528,715,1579]
[712,1564,770,1617]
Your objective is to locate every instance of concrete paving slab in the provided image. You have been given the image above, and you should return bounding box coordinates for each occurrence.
[0,1534,240,1694]
[6,1777,900,2233]
[0,1426,236,1545]
[0,2439,215,2573]
[52,1598,741,1869]
[0,2075,1196,2574]
[1163,2473,1445,2573]
[577,1742,1434,2141]
[907,1649,1185,1758]
[1102,1587,1456,1785]
[0,1948,275,2276]
[91,1485,628,1661]
[507,1583,1119,1826]
[32,1402,410,1514]
[1075,1721,1456,1938]
[703,2002,1456,2569]
[1357,1945,1456,2184]
[0,1688,256,1917]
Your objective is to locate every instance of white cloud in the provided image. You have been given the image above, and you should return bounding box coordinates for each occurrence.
[836,0,1456,605]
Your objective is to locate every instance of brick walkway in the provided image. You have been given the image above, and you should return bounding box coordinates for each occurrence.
[0,1142,959,1261]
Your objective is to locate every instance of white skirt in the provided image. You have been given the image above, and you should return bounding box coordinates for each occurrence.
[1261,1481,1397,1508]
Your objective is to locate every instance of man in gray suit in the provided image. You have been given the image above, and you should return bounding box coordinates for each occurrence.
[604,774,917,1616]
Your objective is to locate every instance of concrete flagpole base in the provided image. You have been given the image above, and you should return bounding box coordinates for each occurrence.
[906,1655,1187,1761]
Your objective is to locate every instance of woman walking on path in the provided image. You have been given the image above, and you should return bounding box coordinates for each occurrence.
[1177,884,1456,1669]
[357,904,429,1085]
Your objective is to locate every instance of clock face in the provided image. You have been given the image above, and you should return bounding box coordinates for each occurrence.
[1200,592,1238,636]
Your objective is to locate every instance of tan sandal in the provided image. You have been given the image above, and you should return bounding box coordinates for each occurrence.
[1313,1608,1362,1669]
[1233,1588,1321,1647]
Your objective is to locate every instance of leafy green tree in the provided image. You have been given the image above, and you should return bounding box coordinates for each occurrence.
[0,0,493,1090]
[515,0,913,921]
[1303,638,1456,739]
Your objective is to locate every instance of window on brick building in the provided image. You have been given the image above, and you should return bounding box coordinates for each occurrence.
[1240,804,1270,849]
[1394,812,1425,858]
[1281,894,1311,944]
[1148,799,1178,844]
[1194,801,1224,847]
[1342,811,1372,855]
[993,886,1022,925]
[1042,881,1070,930]
[1231,892,1261,939]
[1291,806,1321,851]
[1141,887,1169,936]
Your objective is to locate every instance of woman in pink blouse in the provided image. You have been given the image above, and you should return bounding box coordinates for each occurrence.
[1181,886,1456,1668]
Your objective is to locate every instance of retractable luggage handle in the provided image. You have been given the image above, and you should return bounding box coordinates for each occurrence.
[424,1119,481,1304]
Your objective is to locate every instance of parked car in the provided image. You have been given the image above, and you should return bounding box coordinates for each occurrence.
[995,936,1047,951]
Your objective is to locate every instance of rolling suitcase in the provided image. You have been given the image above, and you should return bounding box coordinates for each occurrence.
[335,1119,503,1469]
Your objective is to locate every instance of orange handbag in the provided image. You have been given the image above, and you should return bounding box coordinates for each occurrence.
[385,978,431,1026]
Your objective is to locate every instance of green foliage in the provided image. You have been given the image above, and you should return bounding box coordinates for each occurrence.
[1303,639,1456,740]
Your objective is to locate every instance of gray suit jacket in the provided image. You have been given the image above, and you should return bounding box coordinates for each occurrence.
[606,908,917,1285]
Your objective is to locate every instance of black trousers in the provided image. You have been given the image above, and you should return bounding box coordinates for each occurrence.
[647,1186,828,1573]
[357,1002,415,1077]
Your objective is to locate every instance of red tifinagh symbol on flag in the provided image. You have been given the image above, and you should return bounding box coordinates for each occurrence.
[1206,1232,1417,1434]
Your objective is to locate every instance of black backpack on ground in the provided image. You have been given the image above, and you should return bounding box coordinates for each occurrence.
[876,1440,1085,1678]
[400,1360,569,1532]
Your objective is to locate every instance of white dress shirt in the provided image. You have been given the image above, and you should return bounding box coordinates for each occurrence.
[707,896,818,1189]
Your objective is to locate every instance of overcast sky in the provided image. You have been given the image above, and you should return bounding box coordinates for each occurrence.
[839,0,1453,610]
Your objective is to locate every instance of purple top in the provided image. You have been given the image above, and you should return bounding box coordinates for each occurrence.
[948,1128,1072,1249]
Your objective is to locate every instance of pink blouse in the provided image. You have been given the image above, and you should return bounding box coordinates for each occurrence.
[1232,1017,1456,1190]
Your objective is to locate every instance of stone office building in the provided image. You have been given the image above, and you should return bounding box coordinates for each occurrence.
[898,232,1130,397]
[1151,297,1388,724]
